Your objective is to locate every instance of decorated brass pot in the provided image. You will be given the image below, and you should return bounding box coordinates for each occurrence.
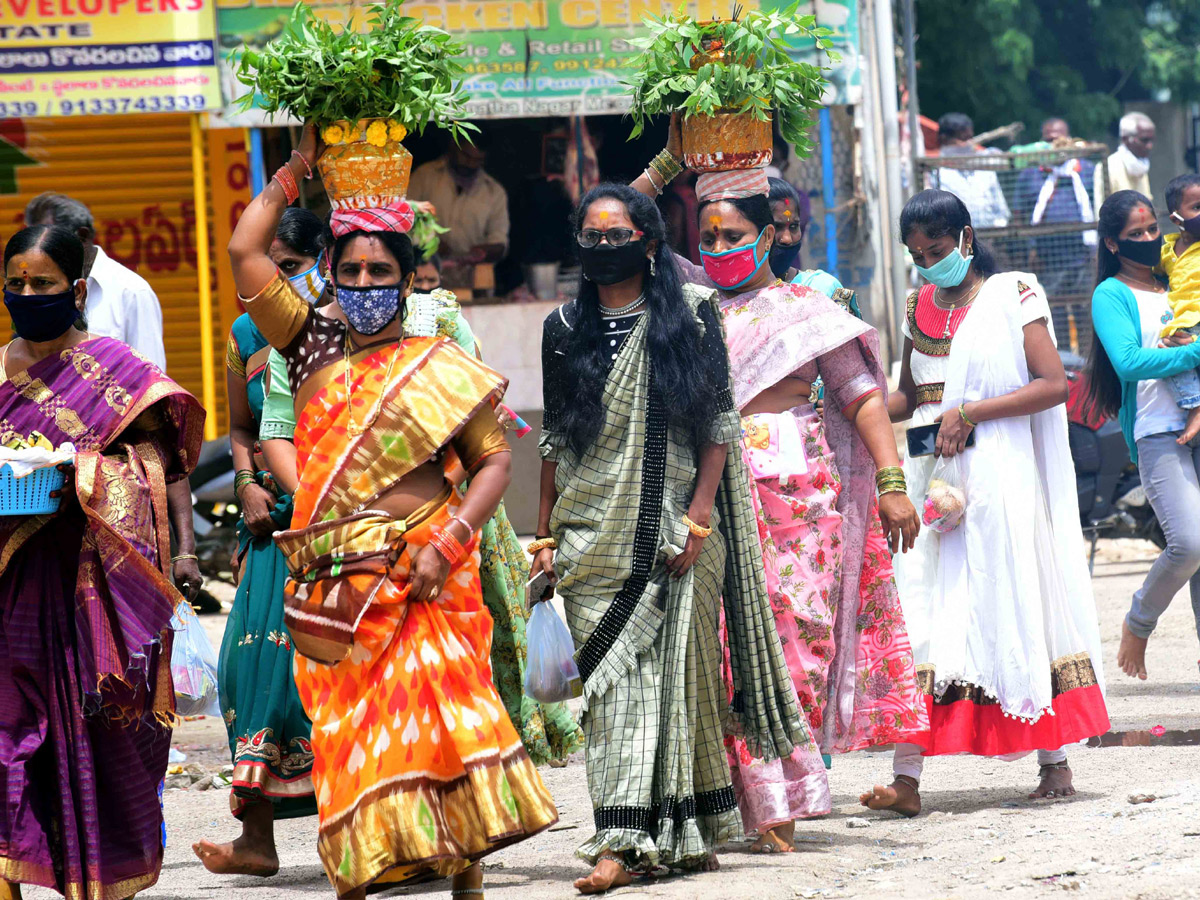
[316,118,412,210]
[682,109,773,172]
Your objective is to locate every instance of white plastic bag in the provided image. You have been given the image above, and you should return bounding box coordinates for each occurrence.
[922,454,968,534]
[524,601,582,703]
[169,601,221,717]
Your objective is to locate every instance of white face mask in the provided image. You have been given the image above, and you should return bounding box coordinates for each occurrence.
[287,260,327,305]
[1117,143,1150,177]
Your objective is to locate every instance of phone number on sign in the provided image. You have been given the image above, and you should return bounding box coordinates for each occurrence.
[0,94,210,117]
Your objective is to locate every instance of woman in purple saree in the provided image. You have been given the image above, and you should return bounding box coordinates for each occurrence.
[0,226,204,900]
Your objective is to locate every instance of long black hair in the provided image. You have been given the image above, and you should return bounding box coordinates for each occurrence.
[559,183,720,456]
[4,225,88,331]
[1084,190,1156,418]
[899,189,998,278]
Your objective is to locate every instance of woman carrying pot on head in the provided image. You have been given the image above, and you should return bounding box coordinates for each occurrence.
[858,189,1109,817]
[0,225,204,900]
[531,183,809,892]
[225,124,559,900]
[631,120,926,852]
[1087,189,1200,681]
[253,240,584,772]
[193,207,328,879]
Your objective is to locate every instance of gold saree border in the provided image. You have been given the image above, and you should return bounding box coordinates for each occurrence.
[915,652,1099,705]
[0,855,160,900]
[316,746,559,898]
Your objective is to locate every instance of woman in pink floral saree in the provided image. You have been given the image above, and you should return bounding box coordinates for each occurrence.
[633,130,928,852]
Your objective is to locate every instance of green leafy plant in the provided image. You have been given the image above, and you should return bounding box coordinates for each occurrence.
[410,208,449,260]
[236,0,476,142]
[625,2,835,153]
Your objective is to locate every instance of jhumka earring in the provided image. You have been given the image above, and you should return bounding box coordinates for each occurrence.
[649,257,656,277]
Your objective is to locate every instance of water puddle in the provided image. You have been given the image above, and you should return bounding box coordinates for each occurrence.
[1087,728,1200,748]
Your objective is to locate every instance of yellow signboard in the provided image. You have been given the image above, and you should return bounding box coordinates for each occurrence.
[0,0,222,118]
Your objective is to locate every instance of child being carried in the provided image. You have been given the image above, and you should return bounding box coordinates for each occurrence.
[1159,174,1200,443]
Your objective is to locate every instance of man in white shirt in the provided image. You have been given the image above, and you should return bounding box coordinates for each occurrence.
[407,135,509,263]
[24,192,168,371]
[931,113,1011,228]
[1104,111,1155,205]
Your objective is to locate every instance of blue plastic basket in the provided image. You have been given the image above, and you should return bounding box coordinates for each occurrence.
[0,463,66,515]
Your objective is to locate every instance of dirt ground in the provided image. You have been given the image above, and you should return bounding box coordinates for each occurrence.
[21,538,1200,900]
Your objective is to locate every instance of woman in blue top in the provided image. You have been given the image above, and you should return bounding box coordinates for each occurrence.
[1087,189,1200,681]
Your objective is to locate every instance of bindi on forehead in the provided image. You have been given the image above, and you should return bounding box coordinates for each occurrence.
[599,210,609,222]
[708,214,722,229]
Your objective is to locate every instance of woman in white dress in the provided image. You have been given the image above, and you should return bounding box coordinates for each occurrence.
[860,190,1110,816]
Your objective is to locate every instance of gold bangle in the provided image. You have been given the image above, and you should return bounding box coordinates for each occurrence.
[653,149,683,180]
[683,514,713,538]
[878,484,908,496]
[875,466,904,487]
[171,553,199,563]
[958,403,977,429]
[526,537,557,554]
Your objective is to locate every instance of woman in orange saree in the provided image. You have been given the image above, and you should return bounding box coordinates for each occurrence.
[224,126,558,900]
[1,226,204,900]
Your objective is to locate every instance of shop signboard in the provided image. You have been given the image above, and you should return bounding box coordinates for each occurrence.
[213,0,859,126]
[0,0,223,119]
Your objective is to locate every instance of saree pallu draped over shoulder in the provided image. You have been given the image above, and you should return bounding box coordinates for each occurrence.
[541,284,810,869]
[0,336,204,900]
[253,311,558,895]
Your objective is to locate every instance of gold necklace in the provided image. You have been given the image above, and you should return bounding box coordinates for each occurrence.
[344,332,401,436]
[934,277,984,338]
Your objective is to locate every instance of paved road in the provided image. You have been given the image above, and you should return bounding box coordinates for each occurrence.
[20,540,1200,900]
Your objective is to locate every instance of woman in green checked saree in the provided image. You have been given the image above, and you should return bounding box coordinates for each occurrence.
[532,185,811,894]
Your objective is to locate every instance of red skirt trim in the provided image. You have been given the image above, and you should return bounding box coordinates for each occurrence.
[902,683,1110,757]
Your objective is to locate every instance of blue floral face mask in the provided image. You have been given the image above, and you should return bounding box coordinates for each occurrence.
[336,283,403,335]
[914,231,973,288]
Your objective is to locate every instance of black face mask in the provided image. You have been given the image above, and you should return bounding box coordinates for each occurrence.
[4,287,80,343]
[579,242,648,286]
[768,241,802,278]
[1117,234,1164,268]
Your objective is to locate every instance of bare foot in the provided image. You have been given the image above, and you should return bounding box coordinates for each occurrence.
[748,821,795,853]
[859,776,922,818]
[574,856,633,894]
[192,838,280,877]
[700,853,720,872]
[1029,764,1076,799]
[1179,407,1200,445]
[1118,620,1149,680]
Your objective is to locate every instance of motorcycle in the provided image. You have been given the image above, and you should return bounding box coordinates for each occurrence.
[1062,350,1165,572]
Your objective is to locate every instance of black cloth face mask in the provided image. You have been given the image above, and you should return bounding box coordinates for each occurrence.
[579,242,648,286]
[4,287,80,342]
[1116,234,1163,268]
[769,242,802,278]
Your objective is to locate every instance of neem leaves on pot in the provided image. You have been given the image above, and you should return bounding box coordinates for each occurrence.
[235,0,477,146]
[625,3,835,161]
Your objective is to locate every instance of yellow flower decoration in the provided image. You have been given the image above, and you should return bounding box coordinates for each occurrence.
[387,120,408,142]
[366,120,389,148]
[321,124,344,145]
[345,126,361,143]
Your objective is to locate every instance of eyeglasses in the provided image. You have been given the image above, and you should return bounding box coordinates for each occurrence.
[576,228,644,249]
